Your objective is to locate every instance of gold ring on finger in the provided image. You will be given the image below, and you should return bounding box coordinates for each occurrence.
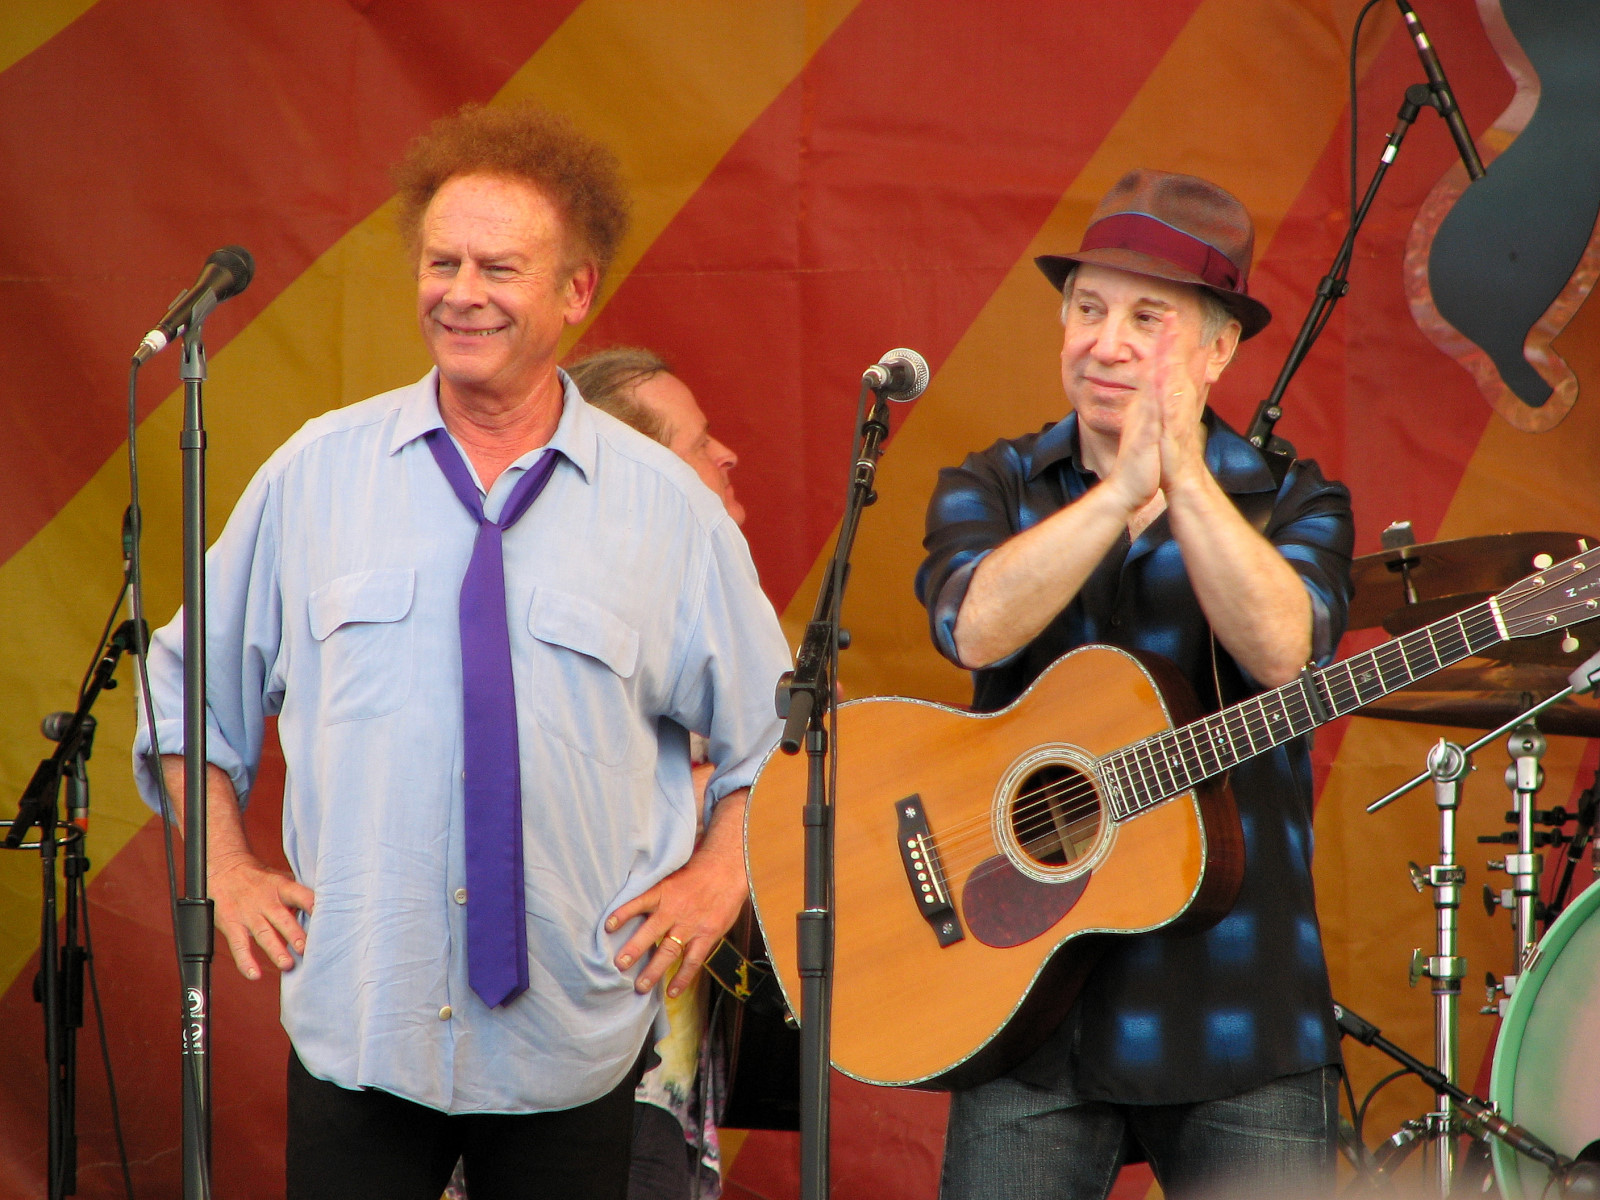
[663,933,686,950]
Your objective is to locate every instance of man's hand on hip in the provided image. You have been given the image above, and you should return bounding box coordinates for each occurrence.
[606,789,749,999]
[211,850,316,981]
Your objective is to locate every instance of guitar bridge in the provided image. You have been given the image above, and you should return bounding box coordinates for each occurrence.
[896,794,964,947]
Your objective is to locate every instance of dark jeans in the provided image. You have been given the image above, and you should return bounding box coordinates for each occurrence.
[286,1048,645,1200]
[941,1065,1339,1200]
[627,1101,692,1200]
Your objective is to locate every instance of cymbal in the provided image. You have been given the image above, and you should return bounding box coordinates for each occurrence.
[1358,659,1600,738]
[1348,531,1595,632]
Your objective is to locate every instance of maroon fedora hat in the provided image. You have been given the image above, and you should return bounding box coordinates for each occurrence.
[1036,169,1271,339]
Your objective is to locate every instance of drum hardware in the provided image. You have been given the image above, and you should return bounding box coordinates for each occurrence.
[1366,683,1582,1196]
[1544,765,1600,919]
[1332,1002,1596,1196]
[1472,726,1549,1018]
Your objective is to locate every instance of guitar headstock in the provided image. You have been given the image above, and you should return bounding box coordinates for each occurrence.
[1495,547,1600,639]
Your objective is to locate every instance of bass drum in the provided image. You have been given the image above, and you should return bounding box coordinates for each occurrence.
[1491,879,1600,1200]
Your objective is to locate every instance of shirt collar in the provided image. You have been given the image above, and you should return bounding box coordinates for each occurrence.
[387,367,596,484]
[1028,408,1277,495]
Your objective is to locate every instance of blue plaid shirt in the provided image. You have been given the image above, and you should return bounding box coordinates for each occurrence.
[916,410,1354,1104]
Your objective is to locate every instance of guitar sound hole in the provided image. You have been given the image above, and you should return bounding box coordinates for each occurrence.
[1011,763,1102,869]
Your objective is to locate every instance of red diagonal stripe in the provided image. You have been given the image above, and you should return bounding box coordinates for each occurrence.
[575,0,1204,608]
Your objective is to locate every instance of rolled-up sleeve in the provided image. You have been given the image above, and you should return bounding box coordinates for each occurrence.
[664,516,790,824]
[1267,459,1354,666]
[914,449,1026,668]
[132,461,287,813]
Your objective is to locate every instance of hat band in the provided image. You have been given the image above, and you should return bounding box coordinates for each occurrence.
[1079,212,1242,292]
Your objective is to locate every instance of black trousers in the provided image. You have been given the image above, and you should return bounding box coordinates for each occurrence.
[286,1047,646,1200]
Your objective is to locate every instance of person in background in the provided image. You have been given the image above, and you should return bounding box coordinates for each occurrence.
[570,346,749,1200]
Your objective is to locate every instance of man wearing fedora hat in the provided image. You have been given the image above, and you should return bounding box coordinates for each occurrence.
[916,170,1354,1199]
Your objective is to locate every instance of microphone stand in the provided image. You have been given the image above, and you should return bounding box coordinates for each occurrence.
[4,616,141,1199]
[1332,1001,1577,1186]
[1247,81,1464,458]
[776,381,893,1200]
[178,318,217,1200]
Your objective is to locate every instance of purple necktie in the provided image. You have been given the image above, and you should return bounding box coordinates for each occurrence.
[426,429,559,1008]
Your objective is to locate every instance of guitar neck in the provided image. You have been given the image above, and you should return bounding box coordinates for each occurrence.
[1103,599,1507,821]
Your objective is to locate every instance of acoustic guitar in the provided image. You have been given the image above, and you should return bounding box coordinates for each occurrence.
[745,546,1600,1090]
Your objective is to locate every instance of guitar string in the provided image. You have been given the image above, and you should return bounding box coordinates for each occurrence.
[924,595,1579,875]
[895,596,1563,879]
[902,605,1514,876]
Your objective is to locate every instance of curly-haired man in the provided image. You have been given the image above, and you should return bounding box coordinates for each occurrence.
[134,103,789,1200]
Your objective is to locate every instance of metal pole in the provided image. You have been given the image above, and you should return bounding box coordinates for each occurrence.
[798,725,832,1200]
[178,328,214,1200]
[1420,739,1468,1195]
[1501,727,1546,996]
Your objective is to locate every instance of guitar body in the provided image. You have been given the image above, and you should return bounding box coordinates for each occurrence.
[745,644,1243,1090]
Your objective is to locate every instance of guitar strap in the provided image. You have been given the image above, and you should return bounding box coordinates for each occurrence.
[705,933,791,1019]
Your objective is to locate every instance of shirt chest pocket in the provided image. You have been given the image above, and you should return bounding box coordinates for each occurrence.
[307,568,416,724]
[527,587,641,766]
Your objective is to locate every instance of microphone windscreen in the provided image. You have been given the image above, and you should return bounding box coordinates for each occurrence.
[208,245,256,300]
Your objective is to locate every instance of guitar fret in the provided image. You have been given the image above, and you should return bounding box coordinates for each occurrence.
[1291,683,1317,737]
[1402,629,1441,677]
[1321,663,1351,714]
[1464,604,1501,655]
[1431,616,1469,663]
[1128,749,1158,812]
[1262,692,1293,743]
[1421,625,1445,672]
[1177,725,1206,787]
[1151,735,1178,797]
[1375,642,1412,692]
[1139,742,1169,801]
[1351,653,1385,704]
[1204,715,1233,773]
[1163,733,1189,793]
[1332,660,1362,714]
[1194,718,1222,777]
[1228,706,1258,757]
[1109,753,1135,817]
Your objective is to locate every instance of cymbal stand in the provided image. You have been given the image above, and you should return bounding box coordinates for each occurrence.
[1366,686,1575,1195]
[1480,726,1547,1018]
[1402,739,1468,1195]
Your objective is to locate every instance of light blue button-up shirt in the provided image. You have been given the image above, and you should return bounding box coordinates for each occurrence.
[133,370,791,1113]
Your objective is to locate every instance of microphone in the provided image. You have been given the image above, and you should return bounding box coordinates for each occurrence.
[43,712,95,830]
[41,711,88,744]
[1333,1001,1574,1178]
[1394,0,1486,180]
[863,348,930,402]
[133,246,255,364]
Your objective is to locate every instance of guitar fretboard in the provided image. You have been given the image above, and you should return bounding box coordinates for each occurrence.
[1100,600,1506,821]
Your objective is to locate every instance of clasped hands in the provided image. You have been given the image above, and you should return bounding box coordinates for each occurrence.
[1102,320,1213,517]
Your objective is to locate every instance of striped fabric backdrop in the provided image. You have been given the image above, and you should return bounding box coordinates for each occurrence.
[0,3,1594,1196]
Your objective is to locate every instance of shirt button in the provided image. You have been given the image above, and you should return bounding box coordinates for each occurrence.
[439,1005,453,1021]
[453,888,468,904]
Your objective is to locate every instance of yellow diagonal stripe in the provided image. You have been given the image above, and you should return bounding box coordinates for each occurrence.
[0,0,858,987]
[0,0,97,75]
